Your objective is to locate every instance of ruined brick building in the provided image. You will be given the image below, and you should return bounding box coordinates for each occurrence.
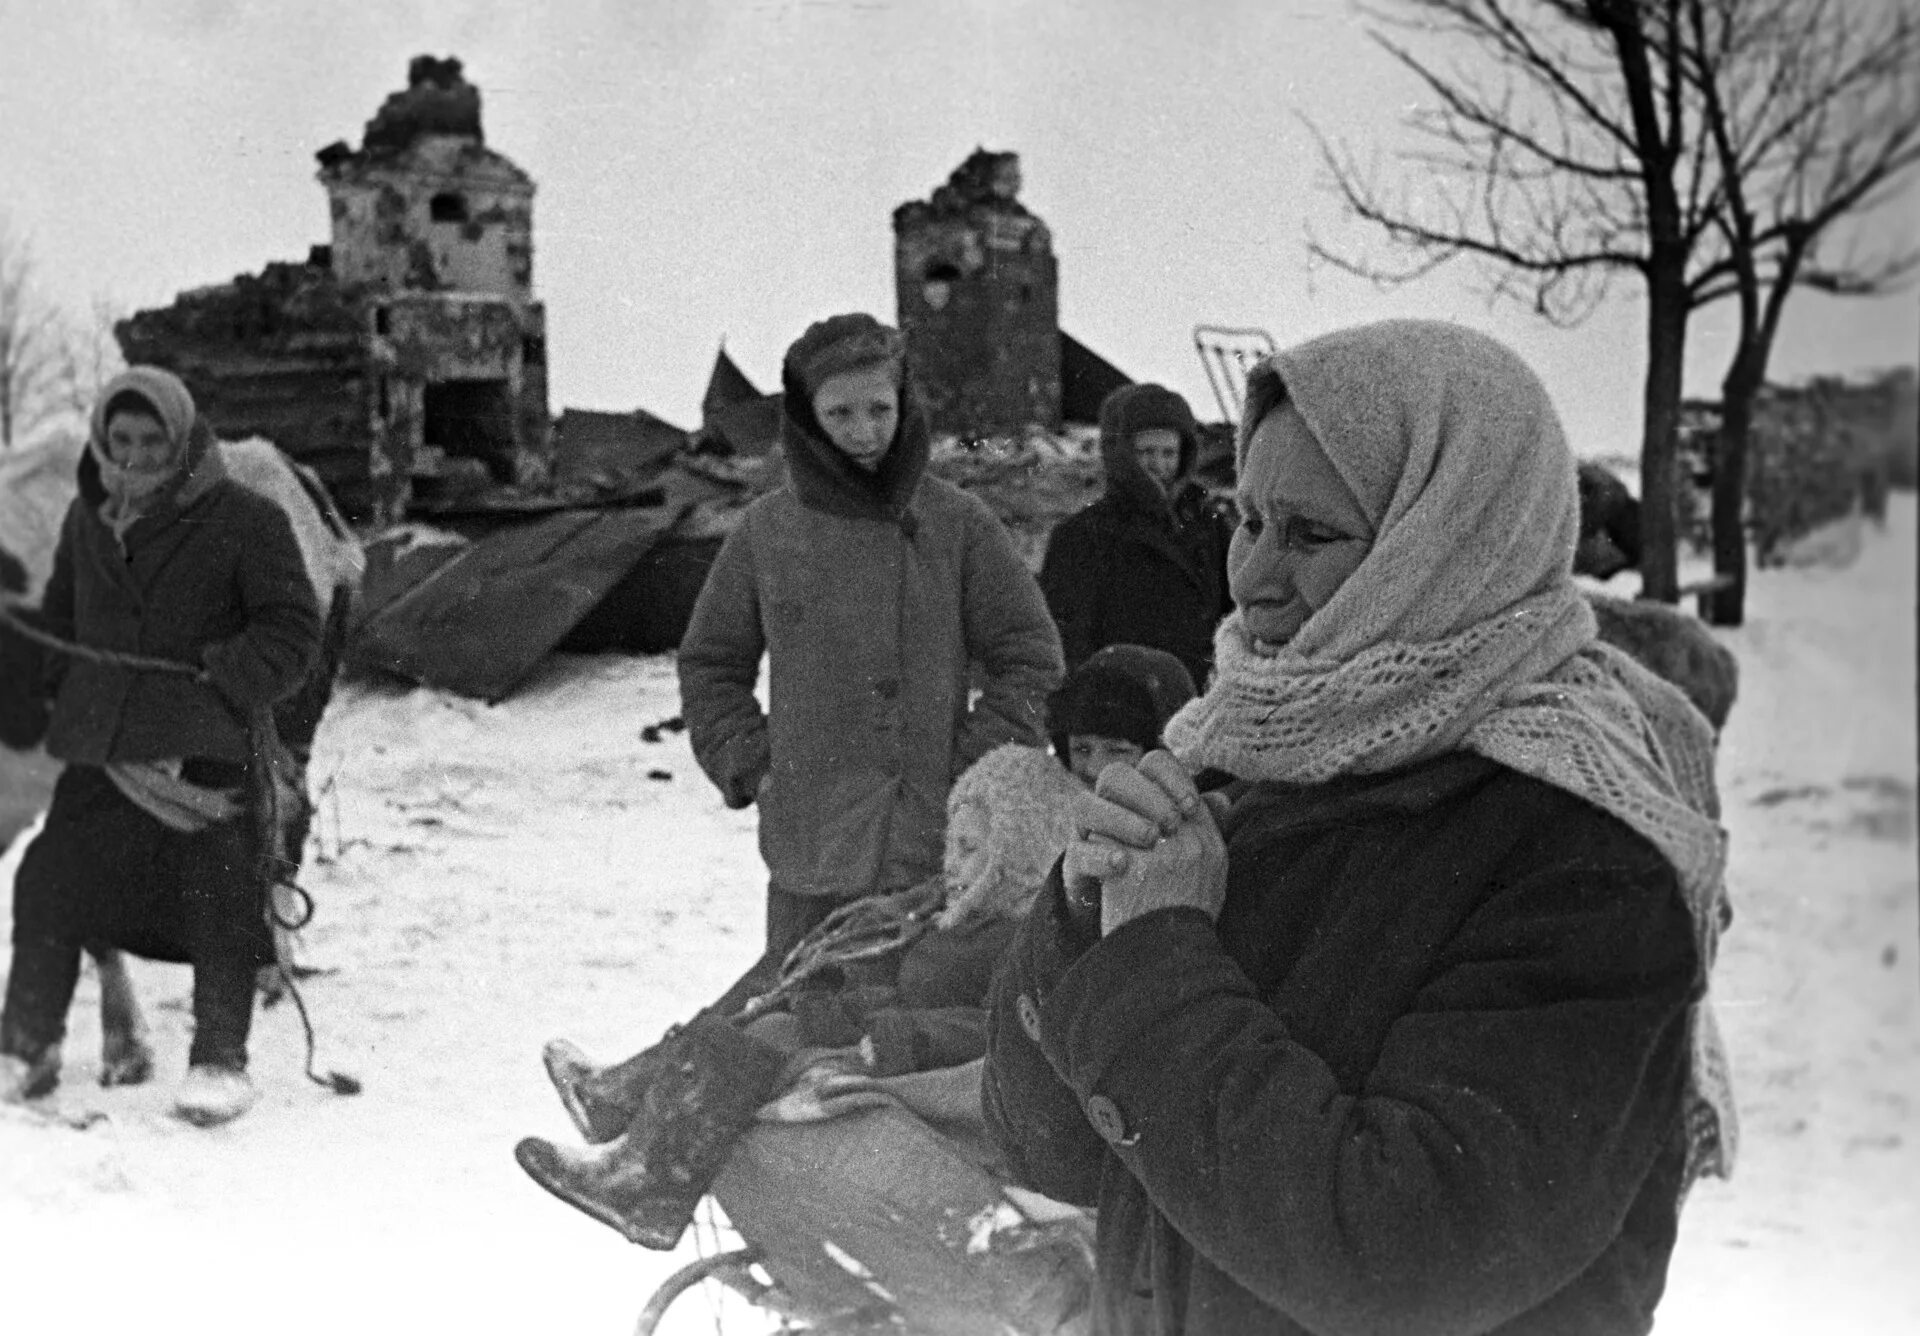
[894,150,1063,437]
[118,57,551,523]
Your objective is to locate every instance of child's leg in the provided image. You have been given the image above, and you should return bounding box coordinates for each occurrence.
[90,944,153,1086]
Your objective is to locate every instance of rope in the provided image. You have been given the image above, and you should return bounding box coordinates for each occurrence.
[0,599,205,678]
[732,878,946,1025]
[271,960,361,1096]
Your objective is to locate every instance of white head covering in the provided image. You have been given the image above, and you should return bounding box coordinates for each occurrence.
[937,743,1081,931]
[1166,319,1737,1194]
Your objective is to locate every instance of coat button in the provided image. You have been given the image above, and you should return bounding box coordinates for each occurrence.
[874,677,900,699]
[1086,1094,1137,1147]
[1016,992,1042,1042]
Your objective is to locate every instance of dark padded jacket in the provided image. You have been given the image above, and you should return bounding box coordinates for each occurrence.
[984,754,1698,1336]
[35,441,321,768]
[679,373,1063,901]
[1039,398,1232,691]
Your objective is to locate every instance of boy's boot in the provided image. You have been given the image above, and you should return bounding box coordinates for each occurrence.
[541,1004,732,1144]
[516,1016,787,1249]
[542,1035,678,1145]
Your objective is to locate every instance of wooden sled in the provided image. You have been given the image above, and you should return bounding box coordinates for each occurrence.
[636,1101,1094,1335]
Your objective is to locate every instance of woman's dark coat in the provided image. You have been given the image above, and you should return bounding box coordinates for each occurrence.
[984,754,1698,1336]
[1038,403,1233,690]
[34,442,322,768]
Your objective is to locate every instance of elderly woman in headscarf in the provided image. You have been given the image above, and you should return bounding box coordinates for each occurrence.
[0,368,321,1126]
[983,321,1736,1336]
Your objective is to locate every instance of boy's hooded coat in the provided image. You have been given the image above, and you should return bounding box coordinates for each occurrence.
[678,349,1064,903]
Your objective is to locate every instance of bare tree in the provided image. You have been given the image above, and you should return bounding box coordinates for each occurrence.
[0,216,69,450]
[1310,0,1920,615]
[1311,0,1707,601]
[1684,0,1920,623]
[55,294,128,422]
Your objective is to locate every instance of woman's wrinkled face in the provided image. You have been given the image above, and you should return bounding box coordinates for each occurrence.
[811,365,900,471]
[1230,404,1375,651]
[1066,733,1145,788]
[1132,429,1183,490]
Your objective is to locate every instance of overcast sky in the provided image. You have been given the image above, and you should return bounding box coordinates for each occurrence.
[2,0,1914,455]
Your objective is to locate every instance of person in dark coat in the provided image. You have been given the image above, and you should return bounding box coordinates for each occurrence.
[1039,383,1234,690]
[984,321,1738,1336]
[0,368,321,1126]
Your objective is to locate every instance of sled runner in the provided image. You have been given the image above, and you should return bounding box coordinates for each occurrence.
[635,1099,1094,1336]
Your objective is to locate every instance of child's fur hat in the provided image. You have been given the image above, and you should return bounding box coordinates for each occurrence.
[937,743,1081,931]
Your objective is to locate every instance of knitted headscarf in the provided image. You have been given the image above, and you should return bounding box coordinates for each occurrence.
[86,367,214,534]
[937,743,1083,932]
[1163,319,1736,1194]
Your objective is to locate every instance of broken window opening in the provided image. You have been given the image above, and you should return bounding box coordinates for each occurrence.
[922,261,962,312]
[423,379,516,482]
[373,306,391,335]
[430,192,469,223]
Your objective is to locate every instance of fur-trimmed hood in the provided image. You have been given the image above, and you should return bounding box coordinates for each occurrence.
[938,743,1082,931]
[1097,382,1200,515]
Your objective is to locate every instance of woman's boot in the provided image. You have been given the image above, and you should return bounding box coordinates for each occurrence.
[516,1016,788,1249]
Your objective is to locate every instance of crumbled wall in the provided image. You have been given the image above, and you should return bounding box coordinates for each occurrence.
[117,57,551,525]
[894,150,1061,436]
[322,139,534,297]
[116,261,388,519]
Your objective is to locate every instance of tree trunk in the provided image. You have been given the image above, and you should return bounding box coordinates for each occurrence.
[1706,358,1761,626]
[1637,264,1688,604]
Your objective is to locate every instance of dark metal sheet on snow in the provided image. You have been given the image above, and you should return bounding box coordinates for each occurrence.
[348,499,692,701]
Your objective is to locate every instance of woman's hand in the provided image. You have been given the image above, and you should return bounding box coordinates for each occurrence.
[1063,751,1228,935]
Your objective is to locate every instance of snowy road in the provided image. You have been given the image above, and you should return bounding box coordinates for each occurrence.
[3,502,1915,1335]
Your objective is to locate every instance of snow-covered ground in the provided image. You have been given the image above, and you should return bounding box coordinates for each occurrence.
[3,501,1915,1336]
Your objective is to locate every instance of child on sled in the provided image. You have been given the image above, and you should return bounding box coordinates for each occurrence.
[514,642,1199,1251]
